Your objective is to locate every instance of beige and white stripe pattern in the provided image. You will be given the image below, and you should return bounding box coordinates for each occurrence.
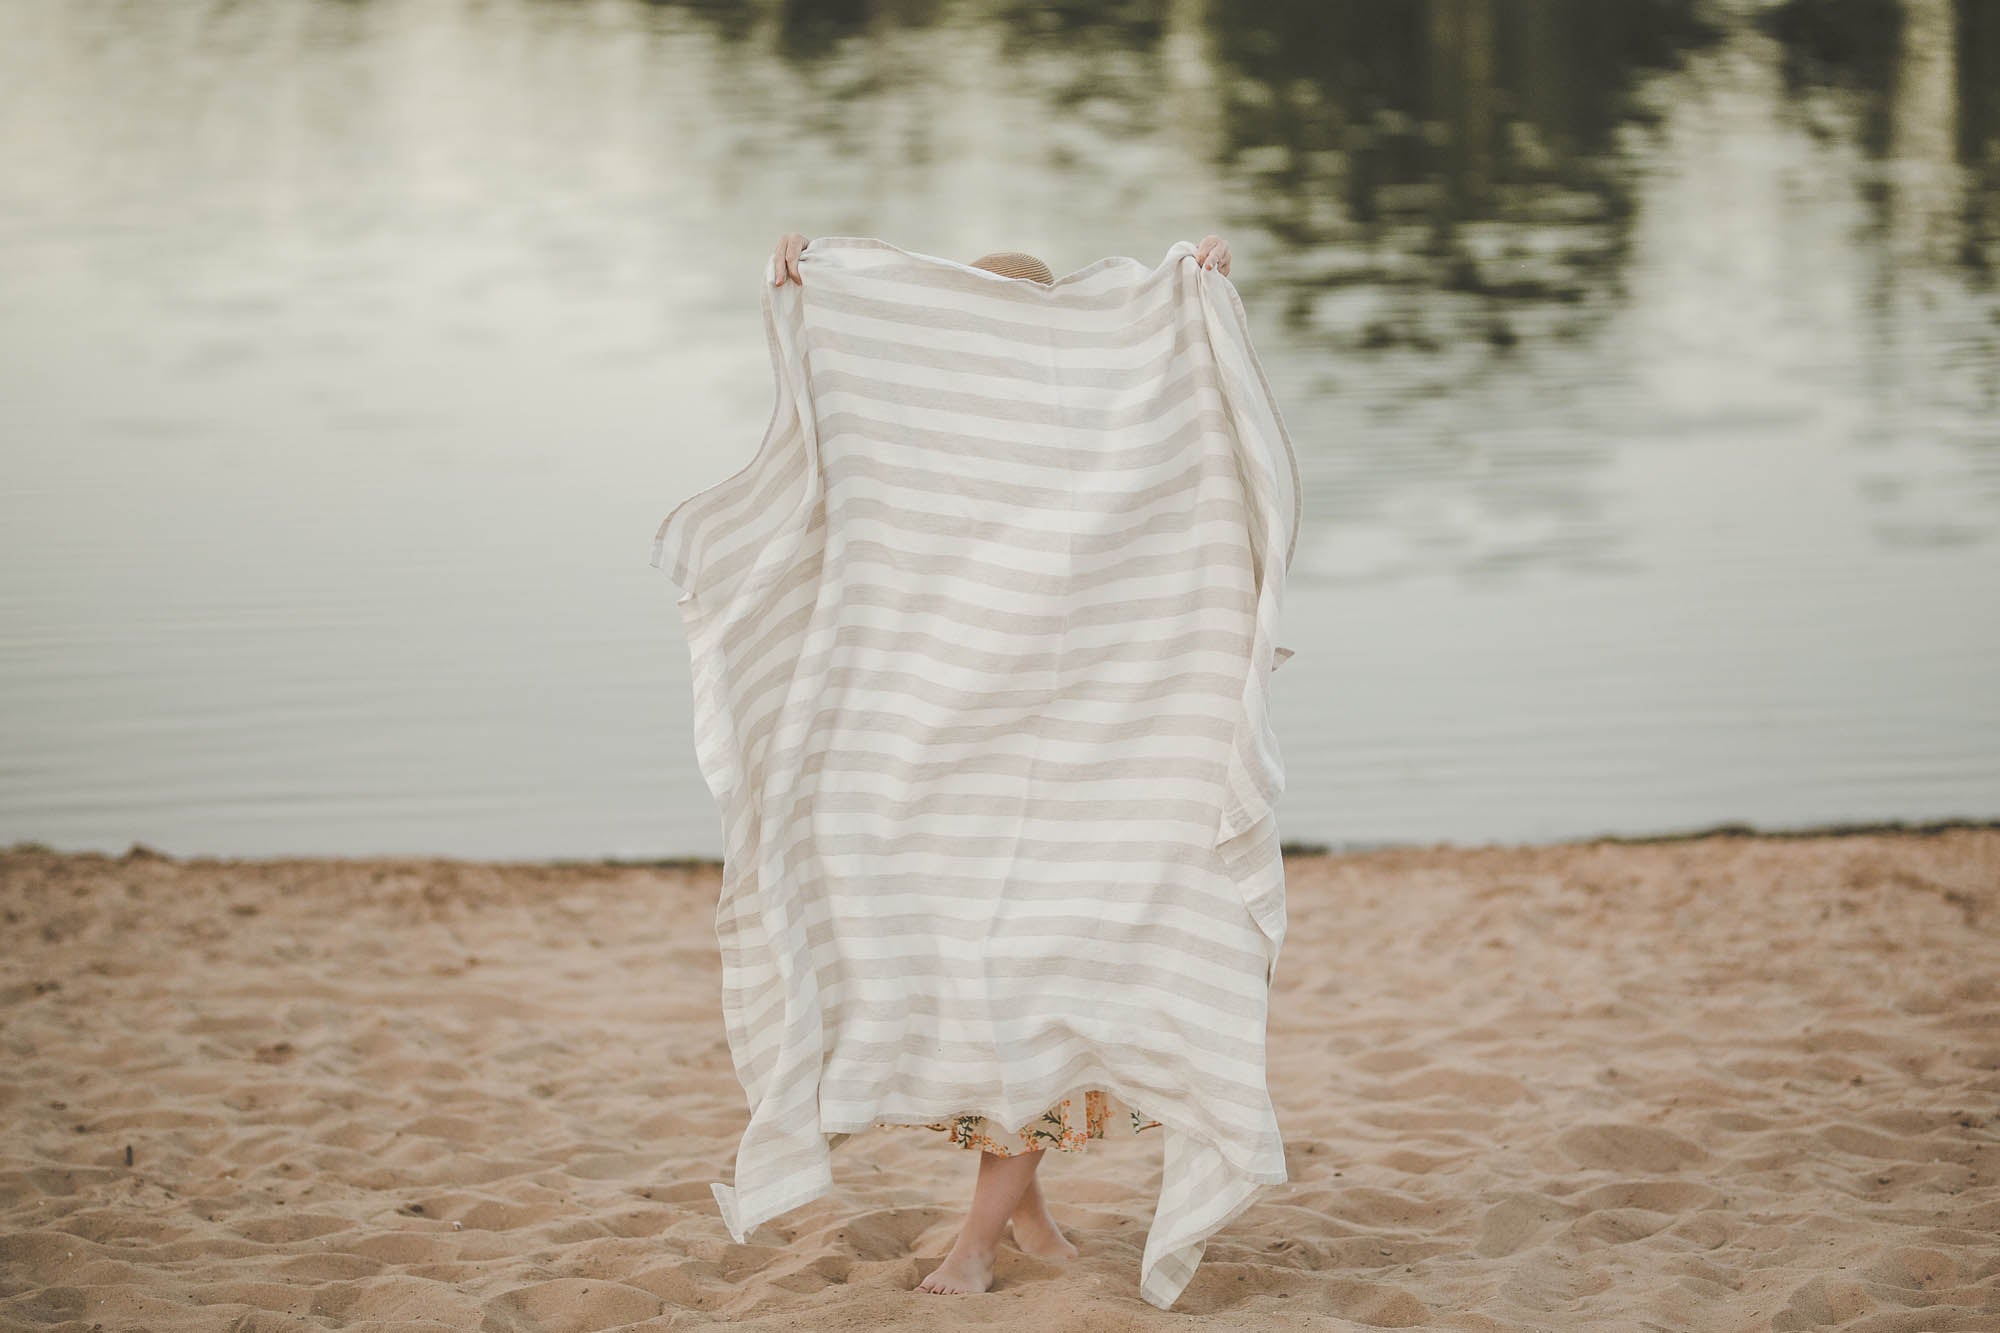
[650,235,1301,1310]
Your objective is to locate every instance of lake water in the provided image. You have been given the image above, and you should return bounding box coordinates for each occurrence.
[1,0,1995,860]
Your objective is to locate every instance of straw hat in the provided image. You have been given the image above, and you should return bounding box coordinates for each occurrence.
[968,250,1055,284]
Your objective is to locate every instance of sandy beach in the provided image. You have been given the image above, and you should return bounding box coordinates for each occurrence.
[2,826,1996,1330]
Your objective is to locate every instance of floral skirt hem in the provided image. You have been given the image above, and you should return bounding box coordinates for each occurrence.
[877,1088,1163,1156]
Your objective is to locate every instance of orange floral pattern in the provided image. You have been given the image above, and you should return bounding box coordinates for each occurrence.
[882,1089,1162,1156]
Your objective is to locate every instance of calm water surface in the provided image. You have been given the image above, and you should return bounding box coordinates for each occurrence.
[1,0,1995,858]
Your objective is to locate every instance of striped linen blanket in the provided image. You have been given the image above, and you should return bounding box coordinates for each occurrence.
[650,235,1302,1309]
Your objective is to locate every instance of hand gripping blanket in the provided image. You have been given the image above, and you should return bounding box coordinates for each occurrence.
[650,235,1301,1309]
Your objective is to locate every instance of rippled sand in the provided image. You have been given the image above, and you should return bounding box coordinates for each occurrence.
[3,828,1996,1330]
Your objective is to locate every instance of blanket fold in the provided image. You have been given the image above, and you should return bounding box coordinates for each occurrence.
[651,235,1302,1310]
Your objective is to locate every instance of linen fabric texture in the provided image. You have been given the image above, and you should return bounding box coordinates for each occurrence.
[650,235,1301,1310]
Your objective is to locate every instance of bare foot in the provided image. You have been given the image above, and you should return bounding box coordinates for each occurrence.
[1006,1192,1078,1261]
[916,1237,996,1294]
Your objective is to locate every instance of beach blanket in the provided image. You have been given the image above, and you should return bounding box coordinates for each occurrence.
[649,235,1302,1309]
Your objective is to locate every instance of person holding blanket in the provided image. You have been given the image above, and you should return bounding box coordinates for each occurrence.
[655,229,1292,1308]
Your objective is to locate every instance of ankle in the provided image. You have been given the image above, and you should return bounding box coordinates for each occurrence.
[949,1230,1000,1262]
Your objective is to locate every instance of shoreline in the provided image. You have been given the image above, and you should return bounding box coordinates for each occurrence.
[12,813,1999,872]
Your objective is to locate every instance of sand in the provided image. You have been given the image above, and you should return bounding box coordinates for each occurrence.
[2,827,1996,1331]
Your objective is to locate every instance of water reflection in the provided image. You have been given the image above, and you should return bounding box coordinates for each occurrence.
[0,0,1992,858]
[1213,1,1715,330]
